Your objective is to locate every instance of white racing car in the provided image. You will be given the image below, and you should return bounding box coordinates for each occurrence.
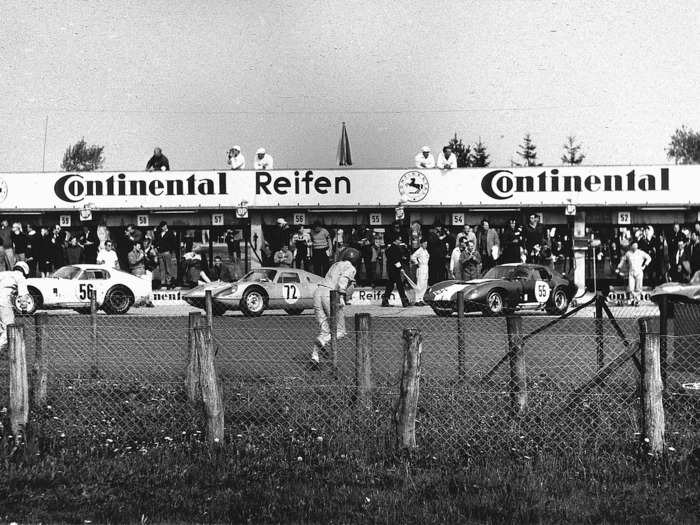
[182,267,323,316]
[14,264,152,315]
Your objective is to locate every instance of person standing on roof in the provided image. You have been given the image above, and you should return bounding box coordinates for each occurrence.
[227,145,246,170]
[414,146,436,169]
[253,147,274,170]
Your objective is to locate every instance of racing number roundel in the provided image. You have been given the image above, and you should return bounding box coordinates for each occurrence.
[535,280,551,304]
[283,284,300,304]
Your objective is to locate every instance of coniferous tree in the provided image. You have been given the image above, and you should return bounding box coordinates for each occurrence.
[561,135,585,165]
[446,133,473,167]
[471,138,490,167]
[514,133,542,167]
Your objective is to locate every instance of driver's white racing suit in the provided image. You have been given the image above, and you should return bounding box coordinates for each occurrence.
[0,270,29,352]
[311,260,356,363]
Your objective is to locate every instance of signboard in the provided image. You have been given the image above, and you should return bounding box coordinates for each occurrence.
[451,212,465,226]
[136,214,149,227]
[293,212,306,226]
[617,211,631,225]
[212,213,224,226]
[565,204,576,216]
[59,214,71,227]
[80,208,93,222]
[236,206,248,219]
[0,166,696,210]
[395,206,404,220]
[369,213,382,226]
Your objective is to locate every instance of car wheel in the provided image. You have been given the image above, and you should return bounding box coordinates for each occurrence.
[546,288,570,315]
[102,286,134,315]
[14,287,41,315]
[484,290,505,316]
[284,308,304,315]
[432,306,453,317]
[241,289,266,317]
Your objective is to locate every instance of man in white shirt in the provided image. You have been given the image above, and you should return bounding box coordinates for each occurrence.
[414,146,435,169]
[96,240,120,270]
[616,241,651,306]
[410,239,430,305]
[450,237,467,280]
[227,145,245,170]
[437,146,458,169]
[253,147,274,170]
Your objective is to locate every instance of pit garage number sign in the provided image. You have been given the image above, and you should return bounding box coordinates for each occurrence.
[212,213,224,226]
[617,211,631,225]
[293,213,306,225]
[137,215,149,227]
[452,213,465,226]
[535,280,551,303]
[369,213,382,226]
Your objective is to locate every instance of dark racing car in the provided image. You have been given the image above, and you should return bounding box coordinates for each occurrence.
[424,263,577,317]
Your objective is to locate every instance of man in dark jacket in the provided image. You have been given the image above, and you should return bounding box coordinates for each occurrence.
[382,235,410,307]
[523,213,546,255]
[146,147,170,171]
[154,221,178,288]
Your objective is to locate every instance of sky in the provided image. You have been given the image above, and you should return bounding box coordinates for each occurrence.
[1,0,699,172]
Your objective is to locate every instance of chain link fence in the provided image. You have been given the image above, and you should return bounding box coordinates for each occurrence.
[1,305,698,458]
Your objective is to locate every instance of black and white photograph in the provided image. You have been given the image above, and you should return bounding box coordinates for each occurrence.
[1,1,699,523]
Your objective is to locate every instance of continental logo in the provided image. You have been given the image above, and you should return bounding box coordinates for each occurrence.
[481,168,670,200]
[54,172,228,203]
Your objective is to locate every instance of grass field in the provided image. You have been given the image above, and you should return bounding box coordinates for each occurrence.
[1,312,699,523]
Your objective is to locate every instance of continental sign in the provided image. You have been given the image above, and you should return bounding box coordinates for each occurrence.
[0,166,696,211]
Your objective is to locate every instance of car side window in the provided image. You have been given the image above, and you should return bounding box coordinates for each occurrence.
[538,268,552,280]
[84,270,109,280]
[513,267,529,279]
[278,272,300,284]
[527,269,541,281]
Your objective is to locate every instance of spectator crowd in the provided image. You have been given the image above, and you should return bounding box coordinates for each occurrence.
[2,211,698,306]
[260,215,700,305]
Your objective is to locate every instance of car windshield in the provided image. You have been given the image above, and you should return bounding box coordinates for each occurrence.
[240,269,277,283]
[52,266,82,279]
[482,266,520,280]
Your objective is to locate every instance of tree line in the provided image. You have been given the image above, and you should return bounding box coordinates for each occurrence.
[60,126,700,172]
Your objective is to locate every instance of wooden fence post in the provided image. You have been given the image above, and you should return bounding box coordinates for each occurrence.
[8,324,29,436]
[506,316,527,416]
[89,290,99,377]
[329,290,340,368]
[638,319,665,455]
[595,292,605,369]
[456,290,465,381]
[657,295,669,387]
[204,289,214,334]
[186,311,202,403]
[394,328,422,450]
[31,312,49,407]
[194,326,225,444]
[354,313,372,408]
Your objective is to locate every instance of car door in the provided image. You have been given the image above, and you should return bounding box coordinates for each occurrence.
[74,269,111,306]
[274,271,306,309]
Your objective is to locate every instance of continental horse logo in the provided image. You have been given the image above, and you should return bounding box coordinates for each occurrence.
[398,171,429,202]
